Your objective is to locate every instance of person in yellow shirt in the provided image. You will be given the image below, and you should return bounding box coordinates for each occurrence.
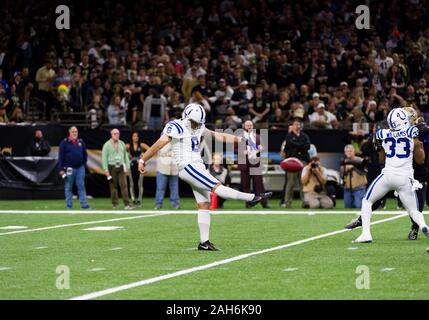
[35,59,56,119]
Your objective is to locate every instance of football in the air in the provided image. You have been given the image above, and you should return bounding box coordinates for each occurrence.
[280,157,304,172]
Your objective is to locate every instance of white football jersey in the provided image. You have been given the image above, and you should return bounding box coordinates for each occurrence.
[162,119,205,170]
[376,126,419,177]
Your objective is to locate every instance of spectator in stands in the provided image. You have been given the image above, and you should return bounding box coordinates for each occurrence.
[213,78,234,120]
[280,118,311,208]
[341,145,368,208]
[224,106,242,130]
[268,108,287,130]
[209,153,231,209]
[166,91,185,120]
[301,157,334,209]
[231,81,252,119]
[87,94,105,129]
[35,58,56,119]
[57,126,90,209]
[406,44,425,82]
[0,82,9,107]
[142,87,168,130]
[8,84,24,123]
[102,128,133,210]
[248,85,271,128]
[107,95,126,125]
[30,129,51,156]
[415,78,429,122]
[309,102,338,129]
[189,90,211,114]
[155,142,180,210]
[181,66,199,102]
[0,106,8,124]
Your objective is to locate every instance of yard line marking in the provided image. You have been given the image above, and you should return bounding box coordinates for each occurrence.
[0,226,28,229]
[88,268,106,272]
[34,246,48,250]
[109,247,122,251]
[347,247,359,250]
[0,267,11,271]
[0,212,170,236]
[69,213,407,300]
[283,268,298,272]
[380,268,395,272]
[82,226,123,231]
[0,210,415,215]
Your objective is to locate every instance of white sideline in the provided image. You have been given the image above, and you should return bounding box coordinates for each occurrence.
[0,209,413,215]
[0,212,170,236]
[69,213,407,300]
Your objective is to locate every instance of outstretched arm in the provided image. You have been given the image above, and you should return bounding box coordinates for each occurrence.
[204,128,242,144]
[138,134,172,173]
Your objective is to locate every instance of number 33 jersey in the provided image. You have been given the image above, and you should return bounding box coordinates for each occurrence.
[162,119,205,171]
[376,126,419,178]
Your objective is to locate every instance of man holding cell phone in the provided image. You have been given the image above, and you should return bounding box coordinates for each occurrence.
[58,126,91,209]
[102,128,133,210]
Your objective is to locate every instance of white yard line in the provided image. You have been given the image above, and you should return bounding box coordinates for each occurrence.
[0,209,412,215]
[0,212,170,236]
[69,213,407,300]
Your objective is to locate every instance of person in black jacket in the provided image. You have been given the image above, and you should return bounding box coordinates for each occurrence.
[280,118,311,208]
[30,129,51,156]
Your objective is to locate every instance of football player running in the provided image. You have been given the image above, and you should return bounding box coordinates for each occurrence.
[346,107,429,240]
[353,107,429,243]
[138,103,272,251]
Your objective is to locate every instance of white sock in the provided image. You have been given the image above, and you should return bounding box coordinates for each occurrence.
[409,210,428,230]
[214,185,254,201]
[198,210,210,243]
[360,200,373,235]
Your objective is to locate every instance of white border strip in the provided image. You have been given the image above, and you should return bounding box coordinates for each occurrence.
[0,209,409,215]
[0,212,170,236]
[69,214,407,300]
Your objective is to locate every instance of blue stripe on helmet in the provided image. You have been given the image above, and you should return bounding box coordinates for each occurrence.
[188,164,218,186]
[184,166,213,189]
[198,105,205,122]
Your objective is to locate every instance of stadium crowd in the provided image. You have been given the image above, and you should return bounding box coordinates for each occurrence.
[0,0,428,131]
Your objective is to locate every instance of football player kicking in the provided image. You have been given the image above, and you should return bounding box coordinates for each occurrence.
[353,107,429,243]
[138,103,272,251]
[346,107,429,241]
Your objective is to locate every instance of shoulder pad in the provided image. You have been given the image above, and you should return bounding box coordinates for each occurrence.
[163,120,184,137]
[406,126,419,138]
[375,128,385,140]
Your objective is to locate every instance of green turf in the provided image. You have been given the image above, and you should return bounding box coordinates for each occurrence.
[0,197,390,211]
[0,198,428,300]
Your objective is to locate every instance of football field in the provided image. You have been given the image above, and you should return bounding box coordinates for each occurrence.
[1,198,429,300]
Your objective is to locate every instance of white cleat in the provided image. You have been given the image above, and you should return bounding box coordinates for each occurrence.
[352,234,373,243]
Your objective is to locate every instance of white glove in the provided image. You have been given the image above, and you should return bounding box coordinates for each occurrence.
[411,179,423,192]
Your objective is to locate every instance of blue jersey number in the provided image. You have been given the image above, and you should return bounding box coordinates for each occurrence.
[191,136,199,152]
[384,137,411,158]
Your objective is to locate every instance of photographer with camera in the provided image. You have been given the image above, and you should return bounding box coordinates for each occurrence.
[301,156,334,209]
[341,144,368,208]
